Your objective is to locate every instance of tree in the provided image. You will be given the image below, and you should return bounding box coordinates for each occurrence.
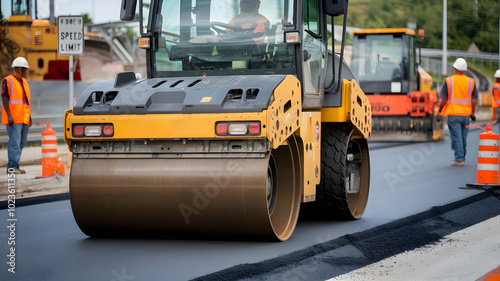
[82,13,93,24]
[347,0,500,53]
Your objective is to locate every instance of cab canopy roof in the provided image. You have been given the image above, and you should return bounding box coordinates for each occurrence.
[352,28,416,36]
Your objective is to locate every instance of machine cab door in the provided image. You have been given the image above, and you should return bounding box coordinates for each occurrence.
[301,0,327,110]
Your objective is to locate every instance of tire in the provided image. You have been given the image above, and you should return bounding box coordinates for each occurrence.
[304,123,370,219]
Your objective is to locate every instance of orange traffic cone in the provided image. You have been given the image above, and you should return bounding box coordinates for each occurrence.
[36,122,65,178]
[476,124,499,184]
[460,122,500,190]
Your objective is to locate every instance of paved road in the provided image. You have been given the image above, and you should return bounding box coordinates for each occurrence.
[0,128,490,281]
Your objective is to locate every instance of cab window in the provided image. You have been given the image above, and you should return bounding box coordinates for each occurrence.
[303,0,320,35]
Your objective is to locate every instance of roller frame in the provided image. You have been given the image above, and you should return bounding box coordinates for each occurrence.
[65,74,372,240]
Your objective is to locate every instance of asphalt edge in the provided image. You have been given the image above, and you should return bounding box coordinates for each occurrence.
[191,191,500,281]
[0,193,70,210]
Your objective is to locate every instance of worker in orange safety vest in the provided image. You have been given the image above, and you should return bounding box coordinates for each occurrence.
[1,57,32,174]
[437,58,478,167]
[491,69,500,132]
[227,0,270,43]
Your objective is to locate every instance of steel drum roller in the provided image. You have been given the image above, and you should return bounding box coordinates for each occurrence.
[70,138,301,241]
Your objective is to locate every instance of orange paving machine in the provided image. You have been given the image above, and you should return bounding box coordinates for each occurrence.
[351,28,443,142]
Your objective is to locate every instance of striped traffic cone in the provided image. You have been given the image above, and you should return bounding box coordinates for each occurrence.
[460,123,500,190]
[485,275,500,281]
[36,122,65,178]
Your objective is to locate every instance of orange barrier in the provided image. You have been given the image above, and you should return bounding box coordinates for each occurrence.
[476,124,499,184]
[460,122,500,190]
[36,122,65,178]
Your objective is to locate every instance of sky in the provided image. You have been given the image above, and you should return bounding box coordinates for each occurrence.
[36,0,125,24]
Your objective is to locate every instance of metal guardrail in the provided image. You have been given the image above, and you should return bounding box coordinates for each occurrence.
[419,49,495,92]
[421,49,500,61]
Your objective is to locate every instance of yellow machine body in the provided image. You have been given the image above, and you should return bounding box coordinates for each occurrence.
[65,75,370,205]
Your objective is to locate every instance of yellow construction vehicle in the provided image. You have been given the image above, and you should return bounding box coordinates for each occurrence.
[0,0,79,80]
[351,28,443,141]
[64,0,371,241]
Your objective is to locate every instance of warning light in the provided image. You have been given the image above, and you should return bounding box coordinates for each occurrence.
[139,38,151,49]
[285,32,300,43]
[215,122,261,136]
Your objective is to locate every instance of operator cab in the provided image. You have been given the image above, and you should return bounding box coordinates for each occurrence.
[152,0,296,77]
[1,0,29,19]
[351,28,418,95]
[122,0,351,110]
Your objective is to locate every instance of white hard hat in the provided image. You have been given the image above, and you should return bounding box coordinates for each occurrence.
[11,57,29,69]
[495,69,500,78]
[452,58,467,72]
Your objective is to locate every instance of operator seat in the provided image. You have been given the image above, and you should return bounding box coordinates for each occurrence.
[375,58,401,81]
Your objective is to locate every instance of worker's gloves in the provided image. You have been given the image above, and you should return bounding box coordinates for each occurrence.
[436,113,441,123]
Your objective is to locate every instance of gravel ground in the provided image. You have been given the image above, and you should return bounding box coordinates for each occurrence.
[0,145,70,202]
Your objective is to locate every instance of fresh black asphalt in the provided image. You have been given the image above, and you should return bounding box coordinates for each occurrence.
[194,191,500,281]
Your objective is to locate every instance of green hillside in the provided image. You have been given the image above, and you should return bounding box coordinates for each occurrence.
[345,0,500,53]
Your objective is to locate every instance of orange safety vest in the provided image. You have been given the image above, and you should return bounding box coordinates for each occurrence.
[492,82,500,108]
[1,75,31,125]
[491,82,500,119]
[441,74,474,116]
[227,14,269,43]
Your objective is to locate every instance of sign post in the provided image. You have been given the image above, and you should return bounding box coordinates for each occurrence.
[57,16,84,109]
[442,0,447,76]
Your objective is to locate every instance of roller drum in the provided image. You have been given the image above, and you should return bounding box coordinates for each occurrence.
[70,139,301,241]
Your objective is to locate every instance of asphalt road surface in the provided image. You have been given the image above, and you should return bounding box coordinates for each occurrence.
[1,127,497,281]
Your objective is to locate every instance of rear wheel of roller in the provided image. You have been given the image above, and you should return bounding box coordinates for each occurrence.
[304,123,370,219]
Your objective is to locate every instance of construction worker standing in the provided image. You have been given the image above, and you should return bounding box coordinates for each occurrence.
[1,57,32,174]
[437,58,478,166]
[491,69,500,131]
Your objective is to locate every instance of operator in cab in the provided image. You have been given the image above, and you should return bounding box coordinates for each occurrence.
[227,0,270,43]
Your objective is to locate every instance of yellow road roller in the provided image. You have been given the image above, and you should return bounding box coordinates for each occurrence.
[64,0,371,241]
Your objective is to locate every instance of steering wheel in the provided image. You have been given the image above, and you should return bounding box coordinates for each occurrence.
[208,22,243,35]
[209,21,261,41]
